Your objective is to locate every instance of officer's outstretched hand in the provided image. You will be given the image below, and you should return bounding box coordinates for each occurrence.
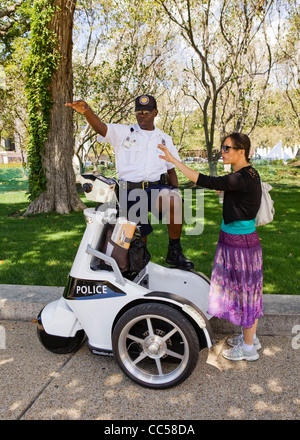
[65,100,90,114]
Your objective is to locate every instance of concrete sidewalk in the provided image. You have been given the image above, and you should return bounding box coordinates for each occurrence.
[0,283,299,335]
[0,321,299,420]
[0,285,299,421]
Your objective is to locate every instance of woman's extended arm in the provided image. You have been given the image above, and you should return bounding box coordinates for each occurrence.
[158,144,247,192]
[158,144,199,183]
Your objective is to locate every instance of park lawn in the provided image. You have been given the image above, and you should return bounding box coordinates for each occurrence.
[0,191,87,286]
[0,164,299,294]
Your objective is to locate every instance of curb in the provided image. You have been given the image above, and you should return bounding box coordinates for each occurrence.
[0,284,299,336]
[0,284,63,321]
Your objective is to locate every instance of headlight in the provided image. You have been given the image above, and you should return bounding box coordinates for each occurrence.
[84,215,93,224]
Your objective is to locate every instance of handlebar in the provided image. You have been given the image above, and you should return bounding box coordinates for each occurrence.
[86,244,125,286]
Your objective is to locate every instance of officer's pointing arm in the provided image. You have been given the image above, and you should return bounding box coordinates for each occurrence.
[65,100,108,137]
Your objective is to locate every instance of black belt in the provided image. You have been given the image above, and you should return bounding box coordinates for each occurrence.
[119,174,169,190]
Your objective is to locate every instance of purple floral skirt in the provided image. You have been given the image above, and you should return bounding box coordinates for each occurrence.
[207,230,263,329]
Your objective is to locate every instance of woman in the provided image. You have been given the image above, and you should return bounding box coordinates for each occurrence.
[158,133,263,361]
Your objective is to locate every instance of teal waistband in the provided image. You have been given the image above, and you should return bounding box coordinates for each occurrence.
[221,219,256,235]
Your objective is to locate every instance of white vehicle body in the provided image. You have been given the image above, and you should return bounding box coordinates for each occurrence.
[38,174,214,388]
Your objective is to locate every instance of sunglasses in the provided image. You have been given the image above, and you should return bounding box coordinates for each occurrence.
[221,145,239,153]
[135,110,152,116]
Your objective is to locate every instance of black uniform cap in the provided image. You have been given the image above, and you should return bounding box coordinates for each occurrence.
[135,95,157,112]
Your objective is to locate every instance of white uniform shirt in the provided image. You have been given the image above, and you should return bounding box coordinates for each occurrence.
[97,123,180,182]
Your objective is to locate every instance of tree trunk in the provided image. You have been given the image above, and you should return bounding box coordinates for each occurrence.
[25,0,85,215]
[206,141,218,176]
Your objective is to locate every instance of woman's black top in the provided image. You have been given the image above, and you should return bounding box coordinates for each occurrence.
[196,165,262,225]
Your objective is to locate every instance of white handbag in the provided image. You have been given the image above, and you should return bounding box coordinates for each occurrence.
[255,182,275,226]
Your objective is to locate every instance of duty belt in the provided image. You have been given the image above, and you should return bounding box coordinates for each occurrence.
[119,173,169,190]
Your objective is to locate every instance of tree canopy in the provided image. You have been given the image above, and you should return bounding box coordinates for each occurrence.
[1,0,300,212]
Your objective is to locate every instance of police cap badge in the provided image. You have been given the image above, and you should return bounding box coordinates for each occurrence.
[135,95,157,112]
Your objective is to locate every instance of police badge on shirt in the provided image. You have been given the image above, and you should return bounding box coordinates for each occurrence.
[122,128,136,148]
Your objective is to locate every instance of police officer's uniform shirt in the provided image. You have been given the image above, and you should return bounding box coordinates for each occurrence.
[97,123,180,182]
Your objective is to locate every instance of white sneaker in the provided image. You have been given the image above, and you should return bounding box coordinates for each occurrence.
[222,343,259,362]
[227,333,262,350]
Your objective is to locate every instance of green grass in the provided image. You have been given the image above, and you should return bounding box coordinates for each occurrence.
[0,166,28,192]
[0,163,299,294]
[0,191,87,286]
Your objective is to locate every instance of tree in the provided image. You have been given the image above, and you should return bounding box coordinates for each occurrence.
[275,0,300,140]
[0,0,31,58]
[2,0,179,214]
[25,0,85,214]
[0,38,29,164]
[72,0,177,170]
[0,0,24,37]
[216,24,273,139]
[0,1,31,163]
[156,0,274,174]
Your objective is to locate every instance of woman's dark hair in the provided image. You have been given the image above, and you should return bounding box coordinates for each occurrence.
[222,132,251,162]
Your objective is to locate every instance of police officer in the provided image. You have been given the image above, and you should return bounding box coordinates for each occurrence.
[65,95,194,270]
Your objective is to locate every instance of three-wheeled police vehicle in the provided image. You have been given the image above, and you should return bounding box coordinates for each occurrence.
[37,174,214,389]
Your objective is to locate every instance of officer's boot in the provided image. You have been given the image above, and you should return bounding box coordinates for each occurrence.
[166,242,194,270]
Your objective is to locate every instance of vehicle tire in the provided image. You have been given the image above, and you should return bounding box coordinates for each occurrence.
[37,312,85,354]
[112,303,199,389]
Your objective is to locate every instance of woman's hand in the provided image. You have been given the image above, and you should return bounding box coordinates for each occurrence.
[158,144,176,164]
[158,144,199,184]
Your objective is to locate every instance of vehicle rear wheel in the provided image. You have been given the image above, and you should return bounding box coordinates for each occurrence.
[112,303,199,389]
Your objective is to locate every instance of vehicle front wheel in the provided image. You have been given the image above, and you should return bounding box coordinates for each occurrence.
[37,312,85,354]
[112,303,199,389]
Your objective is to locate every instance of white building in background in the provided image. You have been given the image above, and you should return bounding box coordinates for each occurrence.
[0,118,27,165]
[256,140,299,161]
[0,138,24,165]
